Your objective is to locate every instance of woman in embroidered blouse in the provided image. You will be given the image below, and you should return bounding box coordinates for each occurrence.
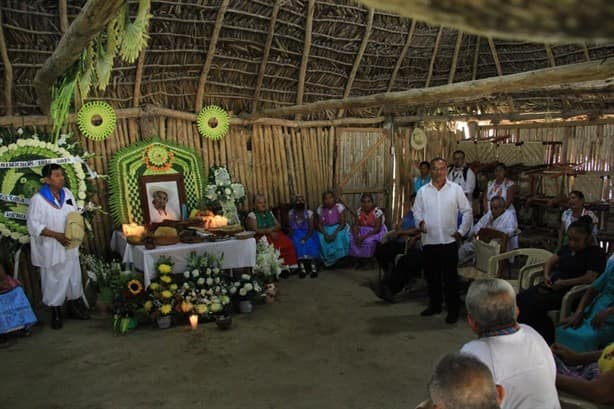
[557,190,599,250]
[246,194,298,270]
[349,193,387,261]
[413,161,431,193]
[315,190,350,267]
[484,163,517,216]
[288,195,320,277]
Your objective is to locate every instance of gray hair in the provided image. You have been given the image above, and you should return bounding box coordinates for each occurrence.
[429,353,499,409]
[466,279,517,331]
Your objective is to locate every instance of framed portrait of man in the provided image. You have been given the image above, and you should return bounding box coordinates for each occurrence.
[139,174,186,225]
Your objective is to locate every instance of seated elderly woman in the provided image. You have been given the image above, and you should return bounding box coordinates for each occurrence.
[458,196,518,265]
[0,264,37,348]
[349,193,387,267]
[246,194,298,272]
[373,193,422,302]
[552,342,614,405]
[557,190,599,250]
[315,190,350,267]
[517,216,606,345]
[556,254,614,353]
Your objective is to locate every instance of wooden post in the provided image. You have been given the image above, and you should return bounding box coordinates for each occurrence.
[58,0,69,33]
[488,37,503,76]
[248,60,614,119]
[194,0,229,112]
[296,0,315,120]
[252,0,281,113]
[448,31,463,84]
[472,36,480,81]
[0,8,13,116]
[133,49,146,107]
[33,0,125,114]
[337,7,375,118]
[425,27,444,87]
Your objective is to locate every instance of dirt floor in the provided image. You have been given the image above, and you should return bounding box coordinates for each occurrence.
[2,267,474,409]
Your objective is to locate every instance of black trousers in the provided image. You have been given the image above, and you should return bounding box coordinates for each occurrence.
[516,284,567,345]
[382,248,423,294]
[423,242,460,313]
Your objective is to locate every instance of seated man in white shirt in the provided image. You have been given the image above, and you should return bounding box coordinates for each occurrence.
[461,279,560,409]
[458,196,518,266]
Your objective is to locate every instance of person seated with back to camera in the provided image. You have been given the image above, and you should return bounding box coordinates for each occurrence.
[556,253,614,353]
[461,278,560,409]
[288,194,320,278]
[458,196,518,266]
[348,193,387,269]
[516,216,606,345]
[551,342,614,406]
[373,193,422,303]
[416,352,505,409]
[246,193,298,276]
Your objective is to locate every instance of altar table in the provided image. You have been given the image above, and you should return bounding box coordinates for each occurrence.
[110,231,256,287]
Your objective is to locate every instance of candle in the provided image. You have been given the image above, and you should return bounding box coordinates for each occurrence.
[122,223,145,237]
[189,314,199,330]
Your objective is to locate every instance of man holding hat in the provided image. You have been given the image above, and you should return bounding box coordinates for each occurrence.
[27,164,89,329]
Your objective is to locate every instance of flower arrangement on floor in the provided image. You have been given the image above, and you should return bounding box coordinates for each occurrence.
[81,254,123,305]
[178,252,231,320]
[145,256,179,327]
[254,236,285,282]
[112,274,147,335]
[231,273,262,301]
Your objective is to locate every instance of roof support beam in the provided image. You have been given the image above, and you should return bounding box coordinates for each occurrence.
[246,59,614,119]
[448,31,463,84]
[296,0,315,119]
[583,44,591,61]
[472,36,480,81]
[338,7,375,118]
[58,0,69,33]
[545,44,556,67]
[357,0,614,43]
[133,49,146,107]
[425,27,444,87]
[487,37,503,76]
[0,8,14,116]
[194,0,229,112]
[252,0,281,113]
[33,0,124,114]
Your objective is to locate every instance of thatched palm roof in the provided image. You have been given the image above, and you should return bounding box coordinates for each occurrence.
[1,0,613,120]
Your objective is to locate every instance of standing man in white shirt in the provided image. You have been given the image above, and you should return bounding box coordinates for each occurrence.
[448,150,476,201]
[461,279,560,409]
[413,157,473,324]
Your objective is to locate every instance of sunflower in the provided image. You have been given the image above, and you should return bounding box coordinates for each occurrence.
[160,275,172,284]
[158,263,172,274]
[161,290,173,299]
[127,279,143,295]
[160,304,172,315]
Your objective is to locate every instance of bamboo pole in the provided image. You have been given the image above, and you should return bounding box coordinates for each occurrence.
[296,0,315,112]
[252,0,281,113]
[425,27,444,88]
[194,0,229,112]
[449,31,463,84]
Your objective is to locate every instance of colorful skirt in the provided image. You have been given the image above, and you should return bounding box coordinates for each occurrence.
[0,286,37,334]
[556,295,614,353]
[318,224,350,267]
[349,225,388,258]
[290,228,320,260]
[260,232,298,267]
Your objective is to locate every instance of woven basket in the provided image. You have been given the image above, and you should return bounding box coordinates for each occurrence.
[153,236,180,246]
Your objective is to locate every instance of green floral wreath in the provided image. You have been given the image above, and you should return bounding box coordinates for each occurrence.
[77,101,117,141]
[196,105,230,140]
[0,132,88,244]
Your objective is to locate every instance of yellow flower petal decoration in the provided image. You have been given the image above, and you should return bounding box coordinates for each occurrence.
[160,304,172,315]
[149,283,160,291]
[127,279,143,295]
[160,275,172,284]
[158,264,172,274]
[170,283,178,291]
[143,300,153,312]
[161,290,172,299]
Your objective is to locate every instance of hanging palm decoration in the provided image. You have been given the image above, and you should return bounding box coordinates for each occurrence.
[197,106,231,141]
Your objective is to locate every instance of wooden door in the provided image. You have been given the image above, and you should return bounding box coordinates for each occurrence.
[334,128,392,225]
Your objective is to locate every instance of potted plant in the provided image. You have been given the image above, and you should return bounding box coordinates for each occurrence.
[111,274,146,335]
[81,254,123,312]
[230,273,262,313]
[253,236,285,284]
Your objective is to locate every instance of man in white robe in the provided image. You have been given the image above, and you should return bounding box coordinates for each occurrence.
[149,190,179,223]
[458,196,518,265]
[27,164,89,329]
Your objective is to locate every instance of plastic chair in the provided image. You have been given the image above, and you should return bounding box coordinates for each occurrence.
[486,248,553,292]
[559,392,612,409]
[458,232,507,281]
